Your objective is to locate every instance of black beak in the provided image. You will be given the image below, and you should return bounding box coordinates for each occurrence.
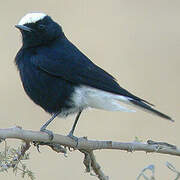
[15,25,32,32]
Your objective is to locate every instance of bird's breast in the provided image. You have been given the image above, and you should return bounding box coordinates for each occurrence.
[18,58,76,114]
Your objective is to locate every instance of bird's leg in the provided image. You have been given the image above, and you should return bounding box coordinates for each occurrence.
[40,111,60,140]
[68,110,82,142]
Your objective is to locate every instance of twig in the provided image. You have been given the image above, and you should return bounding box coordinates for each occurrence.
[18,142,31,161]
[166,162,180,180]
[80,149,109,180]
[89,151,109,180]
[0,139,34,179]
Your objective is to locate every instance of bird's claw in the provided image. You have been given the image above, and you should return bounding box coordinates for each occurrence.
[40,128,54,140]
[67,131,79,147]
[33,141,41,152]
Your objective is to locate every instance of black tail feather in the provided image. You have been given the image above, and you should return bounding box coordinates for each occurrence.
[129,99,174,122]
[140,99,155,107]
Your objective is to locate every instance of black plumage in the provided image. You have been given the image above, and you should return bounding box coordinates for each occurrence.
[15,13,173,139]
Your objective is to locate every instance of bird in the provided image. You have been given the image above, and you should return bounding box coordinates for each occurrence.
[15,12,174,140]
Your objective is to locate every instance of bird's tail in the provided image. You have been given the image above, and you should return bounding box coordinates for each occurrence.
[81,86,174,121]
[126,98,174,122]
[108,93,174,122]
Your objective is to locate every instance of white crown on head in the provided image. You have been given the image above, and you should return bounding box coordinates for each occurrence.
[18,12,47,25]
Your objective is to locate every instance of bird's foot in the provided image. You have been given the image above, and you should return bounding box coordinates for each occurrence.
[40,128,54,141]
[67,131,79,147]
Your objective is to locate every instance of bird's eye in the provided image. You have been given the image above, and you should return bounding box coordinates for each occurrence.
[38,24,46,30]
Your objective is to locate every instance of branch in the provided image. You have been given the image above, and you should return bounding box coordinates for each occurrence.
[0,126,179,180]
[0,127,179,156]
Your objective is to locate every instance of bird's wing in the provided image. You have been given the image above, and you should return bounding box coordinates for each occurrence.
[30,40,173,121]
[31,44,148,104]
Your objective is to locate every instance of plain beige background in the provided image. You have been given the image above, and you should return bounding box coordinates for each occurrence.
[0,0,179,179]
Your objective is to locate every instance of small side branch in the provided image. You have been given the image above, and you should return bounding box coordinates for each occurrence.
[89,151,109,180]
[80,150,109,180]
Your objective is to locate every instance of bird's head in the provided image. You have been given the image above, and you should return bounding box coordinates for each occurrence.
[15,13,64,48]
